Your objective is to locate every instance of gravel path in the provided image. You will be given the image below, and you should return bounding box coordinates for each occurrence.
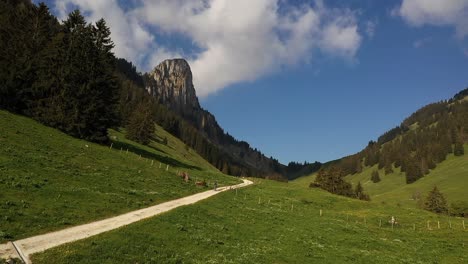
[1,179,253,263]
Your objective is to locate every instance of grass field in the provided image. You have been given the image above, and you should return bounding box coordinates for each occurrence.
[344,149,468,209]
[0,110,239,242]
[32,178,467,263]
[293,148,468,209]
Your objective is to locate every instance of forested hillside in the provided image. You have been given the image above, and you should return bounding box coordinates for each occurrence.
[0,1,118,143]
[311,89,467,198]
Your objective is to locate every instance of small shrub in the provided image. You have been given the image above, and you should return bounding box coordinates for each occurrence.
[450,201,468,217]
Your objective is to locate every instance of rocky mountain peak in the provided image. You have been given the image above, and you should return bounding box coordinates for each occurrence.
[145,59,200,113]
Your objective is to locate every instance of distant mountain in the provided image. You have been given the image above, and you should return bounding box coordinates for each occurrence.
[143,59,322,179]
[143,59,295,179]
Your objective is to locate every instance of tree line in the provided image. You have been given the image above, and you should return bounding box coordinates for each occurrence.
[310,166,370,201]
[1,1,118,143]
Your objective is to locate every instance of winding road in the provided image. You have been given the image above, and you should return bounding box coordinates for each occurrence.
[0,179,253,263]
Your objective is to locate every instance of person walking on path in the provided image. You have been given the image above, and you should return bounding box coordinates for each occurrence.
[214,181,218,191]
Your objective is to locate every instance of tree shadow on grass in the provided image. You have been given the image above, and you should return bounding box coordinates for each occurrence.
[111,140,201,170]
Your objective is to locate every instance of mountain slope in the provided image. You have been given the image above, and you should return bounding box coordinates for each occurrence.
[0,110,239,242]
[345,148,468,208]
[295,89,467,210]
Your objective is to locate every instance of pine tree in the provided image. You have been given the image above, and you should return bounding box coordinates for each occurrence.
[384,161,393,175]
[371,170,381,183]
[424,186,448,214]
[125,102,155,145]
[355,182,370,201]
[454,142,464,156]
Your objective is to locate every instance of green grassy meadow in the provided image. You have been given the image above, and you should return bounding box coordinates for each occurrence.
[33,178,466,263]
[294,147,467,209]
[344,149,468,209]
[0,110,239,242]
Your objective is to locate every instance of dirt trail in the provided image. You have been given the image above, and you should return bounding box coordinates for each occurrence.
[0,179,253,263]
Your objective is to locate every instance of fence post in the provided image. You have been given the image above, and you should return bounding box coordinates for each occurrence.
[320,209,322,217]
[166,165,169,171]
[437,221,440,229]
[379,219,382,228]
[110,143,113,149]
[413,223,416,231]
[463,220,465,230]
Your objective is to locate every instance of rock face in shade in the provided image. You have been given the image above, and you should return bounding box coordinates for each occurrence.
[145,59,200,115]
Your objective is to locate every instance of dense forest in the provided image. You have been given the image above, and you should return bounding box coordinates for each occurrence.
[0,0,318,179]
[0,0,118,143]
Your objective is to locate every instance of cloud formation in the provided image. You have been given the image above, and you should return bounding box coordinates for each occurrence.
[395,0,468,38]
[53,0,363,97]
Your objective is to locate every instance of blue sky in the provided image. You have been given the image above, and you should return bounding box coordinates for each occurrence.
[37,0,468,164]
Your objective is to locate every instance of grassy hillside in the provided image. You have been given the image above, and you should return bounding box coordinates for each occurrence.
[0,110,240,242]
[344,148,468,208]
[293,148,467,209]
[33,179,466,263]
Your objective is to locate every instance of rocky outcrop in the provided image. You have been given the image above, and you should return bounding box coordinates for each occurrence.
[144,58,286,178]
[145,59,200,115]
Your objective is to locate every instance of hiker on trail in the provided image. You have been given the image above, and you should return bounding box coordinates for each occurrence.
[214,181,218,191]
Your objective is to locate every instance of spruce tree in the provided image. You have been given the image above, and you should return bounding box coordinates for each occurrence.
[371,170,381,183]
[126,102,155,145]
[424,186,448,214]
[355,181,370,201]
[454,142,464,156]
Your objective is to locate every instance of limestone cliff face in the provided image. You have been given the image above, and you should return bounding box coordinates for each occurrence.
[144,59,285,177]
[145,59,200,114]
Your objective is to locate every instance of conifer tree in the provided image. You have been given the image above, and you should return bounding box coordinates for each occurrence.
[424,186,448,214]
[371,170,381,183]
[355,181,370,201]
[126,102,155,145]
[454,141,464,156]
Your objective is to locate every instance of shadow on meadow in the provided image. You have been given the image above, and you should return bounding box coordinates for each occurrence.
[110,139,201,171]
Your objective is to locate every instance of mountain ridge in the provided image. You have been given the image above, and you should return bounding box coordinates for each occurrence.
[144,58,297,179]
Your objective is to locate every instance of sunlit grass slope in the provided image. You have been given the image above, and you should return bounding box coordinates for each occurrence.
[294,147,467,209]
[0,110,240,242]
[344,148,468,208]
[33,179,466,263]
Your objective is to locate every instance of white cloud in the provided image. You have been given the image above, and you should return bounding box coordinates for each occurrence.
[395,0,468,38]
[53,0,363,97]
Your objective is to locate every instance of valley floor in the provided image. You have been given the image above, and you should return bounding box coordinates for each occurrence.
[32,179,466,264]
